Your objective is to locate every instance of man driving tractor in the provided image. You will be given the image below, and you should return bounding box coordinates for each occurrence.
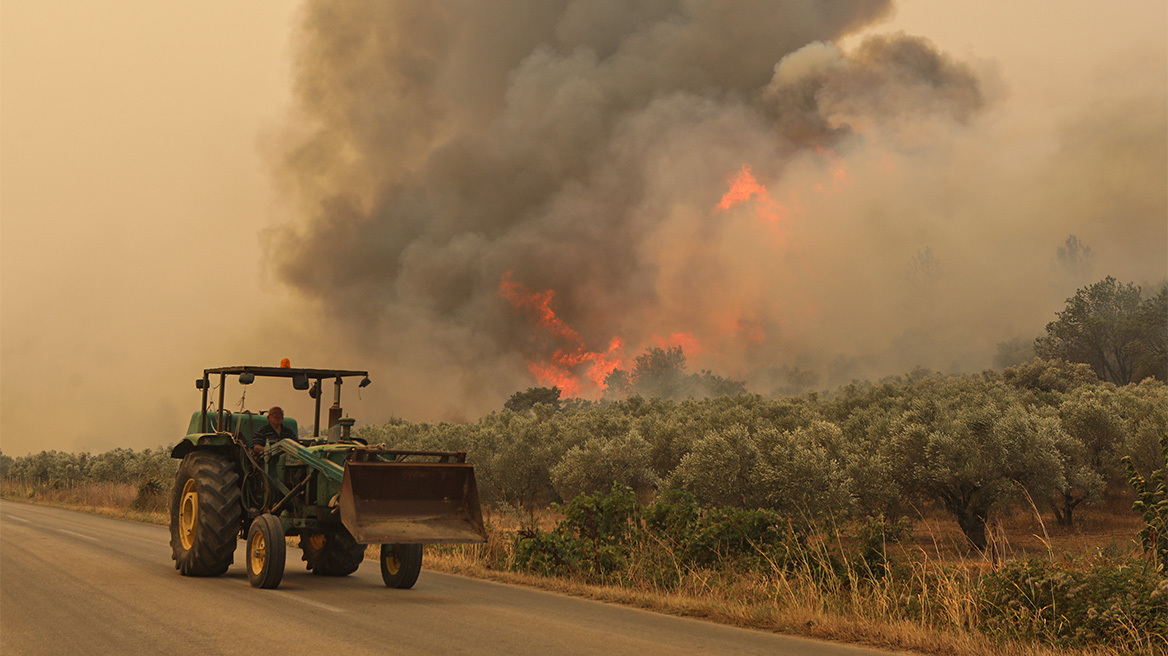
[251,406,295,454]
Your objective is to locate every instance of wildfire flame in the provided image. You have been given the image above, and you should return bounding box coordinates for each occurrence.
[500,159,853,395]
[716,165,788,232]
[652,331,703,356]
[499,272,625,396]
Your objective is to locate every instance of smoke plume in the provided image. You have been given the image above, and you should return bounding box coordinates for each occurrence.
[271,0,1167,418]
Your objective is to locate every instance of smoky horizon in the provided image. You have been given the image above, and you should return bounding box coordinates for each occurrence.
[268,1,1166,410]
[1,0,1165,456]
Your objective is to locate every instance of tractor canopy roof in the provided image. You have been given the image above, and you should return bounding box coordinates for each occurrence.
[202,365,368,380]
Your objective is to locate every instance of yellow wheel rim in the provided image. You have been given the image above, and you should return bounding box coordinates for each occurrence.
[251,531,267,575]
[179,479,198,550]
[384,550,401,576]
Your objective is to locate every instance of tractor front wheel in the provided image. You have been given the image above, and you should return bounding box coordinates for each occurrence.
[247,514,285,589]
[169,450,242,576]
[301,530,366,576]
[380,543,422,589]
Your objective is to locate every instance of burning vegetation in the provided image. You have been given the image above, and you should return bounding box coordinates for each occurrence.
[270,1,1166,416]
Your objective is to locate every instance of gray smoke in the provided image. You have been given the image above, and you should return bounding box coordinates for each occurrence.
[270,0,1166,417]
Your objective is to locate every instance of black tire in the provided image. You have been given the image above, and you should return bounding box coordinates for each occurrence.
[380,543,422,589]
[246,514,285,589]
[300,530,366,576]
[169,450,242,576]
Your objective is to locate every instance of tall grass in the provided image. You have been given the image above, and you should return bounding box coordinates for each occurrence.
[423,495,1164,656]
[1,480,168,523]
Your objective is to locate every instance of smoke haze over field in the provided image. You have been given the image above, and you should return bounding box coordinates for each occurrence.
[1,1,1165,456]
[271,0,1167,416]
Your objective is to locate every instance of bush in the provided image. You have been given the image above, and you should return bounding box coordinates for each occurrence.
[978,556,1168,648]
[1124,432,1168,574]
[549,430,656,501]
[132,475,169,511]
[644,489,789,566]
[513,484,639,578]
[512,528,586,577]
[853,515,914,579]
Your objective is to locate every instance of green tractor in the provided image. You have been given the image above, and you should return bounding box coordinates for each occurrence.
[169,365,486,589]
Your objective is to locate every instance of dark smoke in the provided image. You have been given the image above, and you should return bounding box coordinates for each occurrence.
[270,0,1164,418]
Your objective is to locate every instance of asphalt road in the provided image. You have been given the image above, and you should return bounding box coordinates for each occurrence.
[0,501,903,656]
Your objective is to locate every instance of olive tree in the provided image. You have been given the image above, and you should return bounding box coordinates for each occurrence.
[888,378,1065,551]
[1035,277,1166,385]
[470,411,566,507]
[748,422,854,524]
[1051,387,1127,525]
[667,425,760,508]
[1115,379,1168,478]
[504,386,562,413]
[549,429,656,500]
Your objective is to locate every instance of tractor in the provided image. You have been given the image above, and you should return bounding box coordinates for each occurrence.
[169,365,486,589]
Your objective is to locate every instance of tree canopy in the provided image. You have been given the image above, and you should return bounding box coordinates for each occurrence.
[603,346,746,401]
[504,386,562,413]
[1035,277,1167,385]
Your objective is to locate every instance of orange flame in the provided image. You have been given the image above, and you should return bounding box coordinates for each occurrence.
[499,272,626,397]
[498,272,580,342]
[717,165,788,231]
[652,332,703,356]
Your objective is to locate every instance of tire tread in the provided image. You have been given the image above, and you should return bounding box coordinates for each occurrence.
[169,450,242,576]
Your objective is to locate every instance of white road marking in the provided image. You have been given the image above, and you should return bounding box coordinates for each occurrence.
[234,580,343,612]
[270,590,343,612]
[5,515,31,524]
[55,528,99,542]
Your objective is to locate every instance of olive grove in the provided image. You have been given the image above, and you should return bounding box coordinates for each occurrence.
[357,360,1166,551]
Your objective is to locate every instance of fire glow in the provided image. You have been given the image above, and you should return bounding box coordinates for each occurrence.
[498,272,625,397]
[716,165,788,233]
[499,160,854,396]
[812,147,849,191]
[652,332,703,356]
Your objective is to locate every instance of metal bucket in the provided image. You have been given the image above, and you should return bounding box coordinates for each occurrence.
[338,461,487,544]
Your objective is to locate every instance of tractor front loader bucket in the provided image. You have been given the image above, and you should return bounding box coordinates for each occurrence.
[338,461,487,545]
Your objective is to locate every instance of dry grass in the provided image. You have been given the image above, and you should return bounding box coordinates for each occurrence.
[422,537,1137,656]
[0,480,167,525]
[2,483,1156,656]
[898,497,1144,565]
[419,502,1156,656]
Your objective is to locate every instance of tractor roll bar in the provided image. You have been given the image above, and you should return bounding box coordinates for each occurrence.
[199,366,371,437]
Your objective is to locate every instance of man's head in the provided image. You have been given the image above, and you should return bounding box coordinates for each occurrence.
[267,407,284,431]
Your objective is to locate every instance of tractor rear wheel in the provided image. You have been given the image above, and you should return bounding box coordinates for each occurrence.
[380,543,422,589]
[169,450,242,576]
[246,514,285,589]
[301,530,366,576]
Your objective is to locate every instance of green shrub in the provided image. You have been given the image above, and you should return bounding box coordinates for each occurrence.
[644,489,790,566]
[512,484,639,578]
[642,489,701,542]
[132,475,168,511]
[853,515,914,580]
[977,555,1168,648]
[512,528,585,577]
[559,483,639,574]
[1124,432,1168,575]
[688,507,786,565]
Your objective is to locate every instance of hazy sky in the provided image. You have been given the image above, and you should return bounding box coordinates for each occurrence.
[1,1,1165,456]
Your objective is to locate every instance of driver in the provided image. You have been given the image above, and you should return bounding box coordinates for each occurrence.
[251,406,296,454]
